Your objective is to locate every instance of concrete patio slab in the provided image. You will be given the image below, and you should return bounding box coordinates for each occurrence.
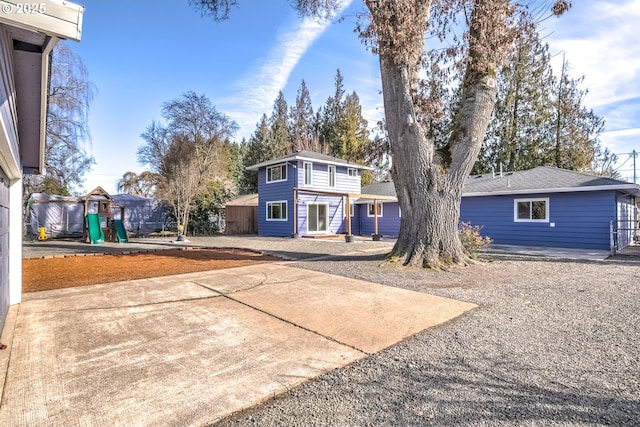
[228,264,477,353]
[0,264,476,426]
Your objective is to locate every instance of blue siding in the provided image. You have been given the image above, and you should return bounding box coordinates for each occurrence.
[358,202,401,237]
[296,160,361,194]
[297,194,348,235]
[460,191,618,250]
[257,159,363,237]
[257,163,296,237]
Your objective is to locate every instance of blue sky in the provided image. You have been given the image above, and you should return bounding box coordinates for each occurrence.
[70,0,640,194]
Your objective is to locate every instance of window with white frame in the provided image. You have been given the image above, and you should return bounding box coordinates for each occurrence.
[514,198,549,222]
[266,164,287,183]
[266,201,287,221]
[328,165,336,187]
[347,168,358,177]
[303,162,313,186]
[367,202,383,217]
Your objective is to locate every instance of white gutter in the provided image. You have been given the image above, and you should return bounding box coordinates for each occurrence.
[0,0,84,41]
[246,155,373,171]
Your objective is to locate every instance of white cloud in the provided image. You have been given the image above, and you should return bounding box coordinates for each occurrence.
[224,0,354,140]
[546,0,640,109]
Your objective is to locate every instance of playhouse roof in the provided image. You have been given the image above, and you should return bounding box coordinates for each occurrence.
[246,151,373,171]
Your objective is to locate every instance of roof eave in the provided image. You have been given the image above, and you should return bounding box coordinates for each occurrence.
[463,184,640,197]
[246,155,373,171]
[0,0,84,42]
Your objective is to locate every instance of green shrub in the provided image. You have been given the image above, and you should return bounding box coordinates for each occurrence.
[459,221,492,257]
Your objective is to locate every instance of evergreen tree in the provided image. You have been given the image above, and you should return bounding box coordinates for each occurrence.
[551,56,605,171]
[476,28,555,173]
[475,31,604,175]
[268,91,292,157]
[239,114,271,193]
[319,69,346,155]
[289,80,317,152]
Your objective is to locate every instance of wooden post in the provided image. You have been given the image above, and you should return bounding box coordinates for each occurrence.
[292,189,298,237]
[374,200,379,235]
[346,194,351,236]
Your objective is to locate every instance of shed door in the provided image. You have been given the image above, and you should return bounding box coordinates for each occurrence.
[0,168,9,330]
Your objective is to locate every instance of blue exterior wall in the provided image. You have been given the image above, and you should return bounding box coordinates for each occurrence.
[257,162,297,237]
[258,159,363,237]
[357,201,401,237]
[460,190,618,250]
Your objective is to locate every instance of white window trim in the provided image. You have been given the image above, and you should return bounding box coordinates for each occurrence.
[303,161,313,186]
[266,164,287,184]
[514,197,549,223]
[307,202,329,234]
[367,202,384,217]
[328,165,336,188]
[266,200,288,221]
[347,167,357,177]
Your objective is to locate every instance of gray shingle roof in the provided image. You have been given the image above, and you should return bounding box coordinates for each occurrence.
[359,167,639,199]
[246,150,372,171]
[463,166,639,196]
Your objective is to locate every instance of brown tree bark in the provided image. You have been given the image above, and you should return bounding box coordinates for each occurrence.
[370,0,507,268]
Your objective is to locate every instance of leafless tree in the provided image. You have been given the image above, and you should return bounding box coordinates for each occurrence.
[24,42,95,198]
[137,92,237,235]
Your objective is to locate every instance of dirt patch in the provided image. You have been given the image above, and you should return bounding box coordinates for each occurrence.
[23,248,280,293]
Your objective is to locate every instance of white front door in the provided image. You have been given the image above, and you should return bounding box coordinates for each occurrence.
[307,203,328,233]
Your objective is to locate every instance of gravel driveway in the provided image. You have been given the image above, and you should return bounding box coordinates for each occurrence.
[22,236,640,425]
[210,244,639,426]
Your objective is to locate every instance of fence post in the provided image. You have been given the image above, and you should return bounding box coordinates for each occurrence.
[609,220,617,257]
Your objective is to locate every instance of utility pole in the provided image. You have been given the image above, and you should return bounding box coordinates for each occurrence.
[633,150,638,184]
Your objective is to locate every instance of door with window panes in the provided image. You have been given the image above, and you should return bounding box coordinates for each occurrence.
[307,203,328,233]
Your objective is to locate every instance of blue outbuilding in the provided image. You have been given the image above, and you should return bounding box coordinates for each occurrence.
[247,152,639,251]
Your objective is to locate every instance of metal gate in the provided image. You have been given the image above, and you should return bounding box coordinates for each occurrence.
[0,167,9,331]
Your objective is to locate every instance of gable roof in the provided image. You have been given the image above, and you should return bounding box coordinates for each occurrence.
[245,150,373,171]
[360,167,640,200]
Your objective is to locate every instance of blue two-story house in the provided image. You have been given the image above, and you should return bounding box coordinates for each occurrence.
[246,151,385,238]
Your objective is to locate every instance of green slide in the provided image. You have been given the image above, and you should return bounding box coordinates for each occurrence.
[113,219,129,243]
[86,213,105,244]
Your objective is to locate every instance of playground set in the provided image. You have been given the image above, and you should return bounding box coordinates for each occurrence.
[82,187,129,244]
[33,187,130,244]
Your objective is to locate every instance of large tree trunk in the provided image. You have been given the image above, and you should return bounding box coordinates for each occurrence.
[370,0,507,268]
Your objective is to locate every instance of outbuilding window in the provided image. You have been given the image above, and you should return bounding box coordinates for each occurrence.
[303,162,313,186]
[514,198,549,222]
[266,164,287,183]
[367,202,383,217]
[328,165,336,187]
[266,201,287,221]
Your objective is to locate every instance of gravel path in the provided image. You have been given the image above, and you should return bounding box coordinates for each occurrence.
[213,251,640,426]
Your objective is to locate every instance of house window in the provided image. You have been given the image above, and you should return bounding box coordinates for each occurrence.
[304,162,313,186]
[266,164,287,183]
[514,198,549,222]
[367,202,383,217]
[266,201,287,221]
[328,165,336,187]
[348,168,357,177]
